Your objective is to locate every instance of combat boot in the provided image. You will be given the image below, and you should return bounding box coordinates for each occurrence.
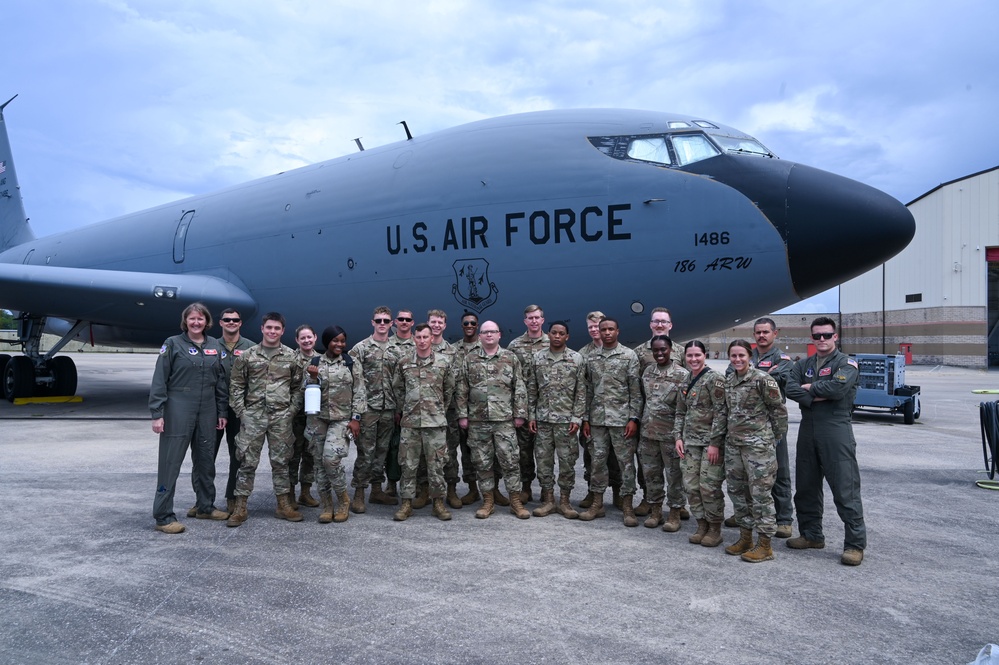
[432,497,452,521]
[493,487,510,507]
[688,518,709,543]
[700,521,724,547]
[299,483,319,508]
[578,491,594,509]
[475,490,495,519]
[741,534,774,563]
[369,483,397,505]
[226,498,235,515]
[275,493,304,522]
[412,483,431,509]
[612,486,623,511]
[775,523,793,538]
[725,527,754,555]
[386,480,399,497]
[679,506,690,520]
[520,483,534,504]
[661,507,682,533]
[724,514,738,528]
[446,482,462,509]
[350,487,366,514]
[634,496,651,517]
[841,549,864,566]
[510,492,531,519]
[621,495,638,527]
[532,489,557,517]
[288,490,298,510]
[318,492,334,523]
[334,490,350,522]
[578,492,606,521]
[460,481,480,506]
[226,496,248,528]
[556,492,578,519]
[393,499,413,521]
[787,535,826,549]
[644,503,664,529]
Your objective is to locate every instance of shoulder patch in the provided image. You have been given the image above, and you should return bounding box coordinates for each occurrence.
[780,354,791,361]
[188,347,199,355]
[159,345,167,354]
[847,358,858,368]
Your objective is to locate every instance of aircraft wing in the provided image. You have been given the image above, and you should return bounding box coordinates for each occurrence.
[0,263,257,330]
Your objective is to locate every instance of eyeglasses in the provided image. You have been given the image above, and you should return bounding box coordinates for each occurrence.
[396,317,413,322]
[651,320,670,326]
[373,318,391,324]
[811,332,835,340]
[462,321,478,327]
[221,317,241,323]
[480,330,500,335]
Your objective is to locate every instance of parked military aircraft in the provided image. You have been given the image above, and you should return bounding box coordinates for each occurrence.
[0,96,915,400]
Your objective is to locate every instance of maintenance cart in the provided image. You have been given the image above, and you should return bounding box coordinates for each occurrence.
[851,353,921,424]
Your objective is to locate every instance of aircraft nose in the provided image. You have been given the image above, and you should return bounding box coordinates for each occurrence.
[783,163,915,298]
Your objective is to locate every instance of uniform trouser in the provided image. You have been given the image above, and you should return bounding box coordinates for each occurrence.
[355,410,395,489]
[588,426,637,496]
[517,424,536,487]
[680,445,725,522]
[467,421,522,495]
[214,413,241,500]
[444,406,473,484]
[155,405,217,524]
[399,427,447,499]
[289,411,316,489]
[638,436,685,507]
[306,416,352,494]
[534,422,580,493]
[794,413,867,550]
[234,409,295,497]
[725,441,777,537]
[581,431,621,487]
[773,434,793,525]
[383,426,402,483]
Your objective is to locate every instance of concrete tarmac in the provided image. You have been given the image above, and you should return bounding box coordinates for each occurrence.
[1,354,997,664]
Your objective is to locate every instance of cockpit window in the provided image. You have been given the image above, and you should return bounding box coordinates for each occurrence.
[626,137,671,165]
[709,134,773,157]
[671,134,721,166]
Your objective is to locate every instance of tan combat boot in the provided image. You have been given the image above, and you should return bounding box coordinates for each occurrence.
[679,506,691,520]
[432,497,452,521]
[493,487,510,507]
[725,527,754,555]
[288,490,298,510]
[578,491,595,509]
[688,518,709,543]
[700,521,724,547]
[386,480,399,497]
[369,483,397,506]
[460,481,480,506]
[318,492,334,523]
[299,482,320,508]
[350,487,366,514]
[510,491,531,519]
[393,499,413,521]
[412,483,431,509]
[662,507,682,533]
[724,514,738,528]
[644,503,664,529]
[634,496,651,517]
[475,490,495,519]
[226,496,248,528]
[556,492,578,519]
[520,483,534,504]
[622,495,638,527]
[775,523,793,538]
[334,490,350,522]
[741,534,775,563]
[578,492,605,521]
[446,482,462,509]
[275,493,304,522]
[532,489,557,517]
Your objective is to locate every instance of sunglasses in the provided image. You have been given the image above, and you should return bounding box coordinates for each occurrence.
[811,332,835,340]
[396,317,413,322]
[373,318,391,324]
[221,317,241,323]
[462,321,478,327]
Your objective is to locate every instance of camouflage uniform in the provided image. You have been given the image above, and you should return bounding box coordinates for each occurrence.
[506,332,549,489]
[230,343,304,498]
[452,340,482,484]
[392,349,455,499]
[724,367,788,537]
[672,368,728,522]
[786,349,866,551]
[382,335,415,484]
[457,347,527,495]
[633,338,686,374]
[432,340,464,486]
[639,362,690,507]
[584,344,643,496]
[289,349,317,490]
[528,347,586,493]
[577,342,620,487]
[350,336,400,490]
[216,336,254,502]
[752,345,794,527]
[150,333,228,526]
[304,353,366,494]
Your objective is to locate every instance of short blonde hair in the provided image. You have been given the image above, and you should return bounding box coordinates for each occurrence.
[180,302,212,332]
[586,310,605,323]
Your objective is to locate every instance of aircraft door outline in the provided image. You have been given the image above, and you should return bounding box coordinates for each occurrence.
[173,210,195,264]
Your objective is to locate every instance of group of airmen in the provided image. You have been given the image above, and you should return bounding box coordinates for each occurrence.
[150,302,867,567]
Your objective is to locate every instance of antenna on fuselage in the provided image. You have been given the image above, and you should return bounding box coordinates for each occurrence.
[0,94,18,117]
[398,121,413,140]
[353,138,364,152]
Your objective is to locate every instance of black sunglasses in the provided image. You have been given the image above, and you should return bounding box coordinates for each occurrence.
[811,332,835,340]
[462,321,478,327]
[373,318,391,324]
[221,317,241,323]
[396,317,413,322]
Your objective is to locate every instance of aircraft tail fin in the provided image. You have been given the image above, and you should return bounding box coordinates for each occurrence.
[0,94,36,253]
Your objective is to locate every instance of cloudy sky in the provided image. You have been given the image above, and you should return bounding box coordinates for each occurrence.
[5,1,997,311]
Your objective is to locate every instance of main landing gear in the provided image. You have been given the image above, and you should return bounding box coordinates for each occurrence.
[2,314,86,402]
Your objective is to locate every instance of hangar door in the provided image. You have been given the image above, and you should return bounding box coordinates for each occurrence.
[988,247,999,367]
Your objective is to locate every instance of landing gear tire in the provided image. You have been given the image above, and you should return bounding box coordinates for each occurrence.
[4,356,35,402]
[48,356,78,397]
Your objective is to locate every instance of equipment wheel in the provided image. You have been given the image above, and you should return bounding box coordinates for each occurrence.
[913,394,921,420]
[0,354,10,399]
[902,398,915,425]
[48,356,78,396]
[4,356,35,402]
